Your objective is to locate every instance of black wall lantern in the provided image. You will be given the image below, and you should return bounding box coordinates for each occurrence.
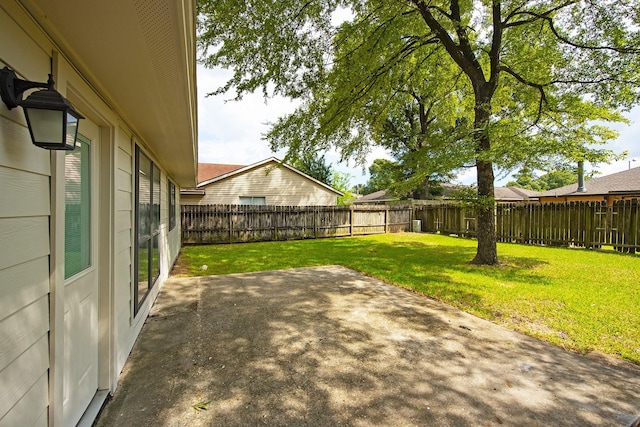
[0,66,84,150]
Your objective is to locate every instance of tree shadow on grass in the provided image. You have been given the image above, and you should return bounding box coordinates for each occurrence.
[326,236,552,291]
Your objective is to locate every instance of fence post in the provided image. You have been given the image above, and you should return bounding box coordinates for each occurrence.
[631,199,638,254]
[384,208,389,233]
[228,205,233,244]
[349,205,354,236]
[314,207,318,239]
[273,205,278,241]
[585,202,592,248]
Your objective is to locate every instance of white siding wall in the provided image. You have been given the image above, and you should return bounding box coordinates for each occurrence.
[162,176,181,278]
[168,188,182,261]
[184,163,339,206]
[1,2,187,424]
[113,138,182,375]
[0,4,56,425]
[114,128,134,373]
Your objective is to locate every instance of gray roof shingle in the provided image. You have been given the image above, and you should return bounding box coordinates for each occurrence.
[538,167,640,197]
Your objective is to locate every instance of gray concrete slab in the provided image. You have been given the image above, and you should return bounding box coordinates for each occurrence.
[95,266,640,426]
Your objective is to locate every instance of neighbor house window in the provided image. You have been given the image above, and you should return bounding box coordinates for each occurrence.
[65,134,91,278]
[168,180,176,230]
[135,147,161,314]
[239,196,266,205]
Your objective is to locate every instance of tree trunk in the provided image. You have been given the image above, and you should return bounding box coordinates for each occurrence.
[472,159,498,265]
[471,94,499,265]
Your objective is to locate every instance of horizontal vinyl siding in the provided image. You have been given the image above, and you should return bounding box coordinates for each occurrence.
[0,335,49,422]
[114,131,133,375]
[0,166,49,218]
[0,8,58,426]
[0,257,49,321]
[0,296,49,372]
[0,371,48,427]
[0,217,49,271]
[168,188,182,269]
[160,174,180,274]
[193,164,338,206]
[0,114,50,177]
[112,139,182,375]
[0,119,51,427]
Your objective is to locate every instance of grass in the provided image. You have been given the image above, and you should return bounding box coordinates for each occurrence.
[174,233,640,364]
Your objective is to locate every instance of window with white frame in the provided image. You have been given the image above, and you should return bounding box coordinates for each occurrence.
[239,196,266,205]
[135,146,160,314]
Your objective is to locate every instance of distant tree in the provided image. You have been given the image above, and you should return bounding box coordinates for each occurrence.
[506,167,544,191]
[292,153,333,186]
[363,159,403,195]
[537,170,578,191]
[331,171,355,205]
[507,167,578,191]
[363,156,456,199]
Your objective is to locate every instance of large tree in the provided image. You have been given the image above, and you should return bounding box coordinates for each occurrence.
[197,0,639,264]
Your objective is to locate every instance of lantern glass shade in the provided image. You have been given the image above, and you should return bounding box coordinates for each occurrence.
[24,107,64,146]
[20,87,84,150]
[66,112,80,148]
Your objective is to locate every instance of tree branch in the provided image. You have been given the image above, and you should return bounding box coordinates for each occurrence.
[499,65,548,125]
[488,1,502,88]
[550,77,640,85]
[411,0,484,83]
[323,39,428,127]
[502,1,576,28]
[509,9,640,54]
[450,0,485,80]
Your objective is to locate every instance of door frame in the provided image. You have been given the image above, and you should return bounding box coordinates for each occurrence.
[49,71,116,426]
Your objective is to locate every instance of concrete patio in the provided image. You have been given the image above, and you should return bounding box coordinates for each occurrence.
[95,266,640,426]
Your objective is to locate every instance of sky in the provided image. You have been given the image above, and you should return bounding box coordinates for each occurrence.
[197,63,640,188]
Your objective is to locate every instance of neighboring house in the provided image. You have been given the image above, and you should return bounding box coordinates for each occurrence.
[352,190,397,204]
[538,167,640,205]
[0,2,197,426]
[181,157,344,206]
[494,186,542,202]
[354,184,541,204]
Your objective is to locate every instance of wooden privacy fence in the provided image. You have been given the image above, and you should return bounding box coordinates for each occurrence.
[413,204,478,237]
[181,204,412,244]
[415,199,640,253]
[182,200,640,252]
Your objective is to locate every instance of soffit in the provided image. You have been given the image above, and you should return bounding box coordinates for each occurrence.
[21,0,198,187]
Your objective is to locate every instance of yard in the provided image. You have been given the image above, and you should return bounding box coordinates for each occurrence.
[173,233,640,364]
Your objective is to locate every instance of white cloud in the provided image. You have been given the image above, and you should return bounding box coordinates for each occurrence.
[197,65,295,165]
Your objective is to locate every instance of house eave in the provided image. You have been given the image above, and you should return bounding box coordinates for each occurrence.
[20,0,198,187]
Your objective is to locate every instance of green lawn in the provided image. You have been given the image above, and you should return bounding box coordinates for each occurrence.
[174,233,640,364]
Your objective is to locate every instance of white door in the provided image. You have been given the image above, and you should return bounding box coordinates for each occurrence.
[62,123,100,426]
